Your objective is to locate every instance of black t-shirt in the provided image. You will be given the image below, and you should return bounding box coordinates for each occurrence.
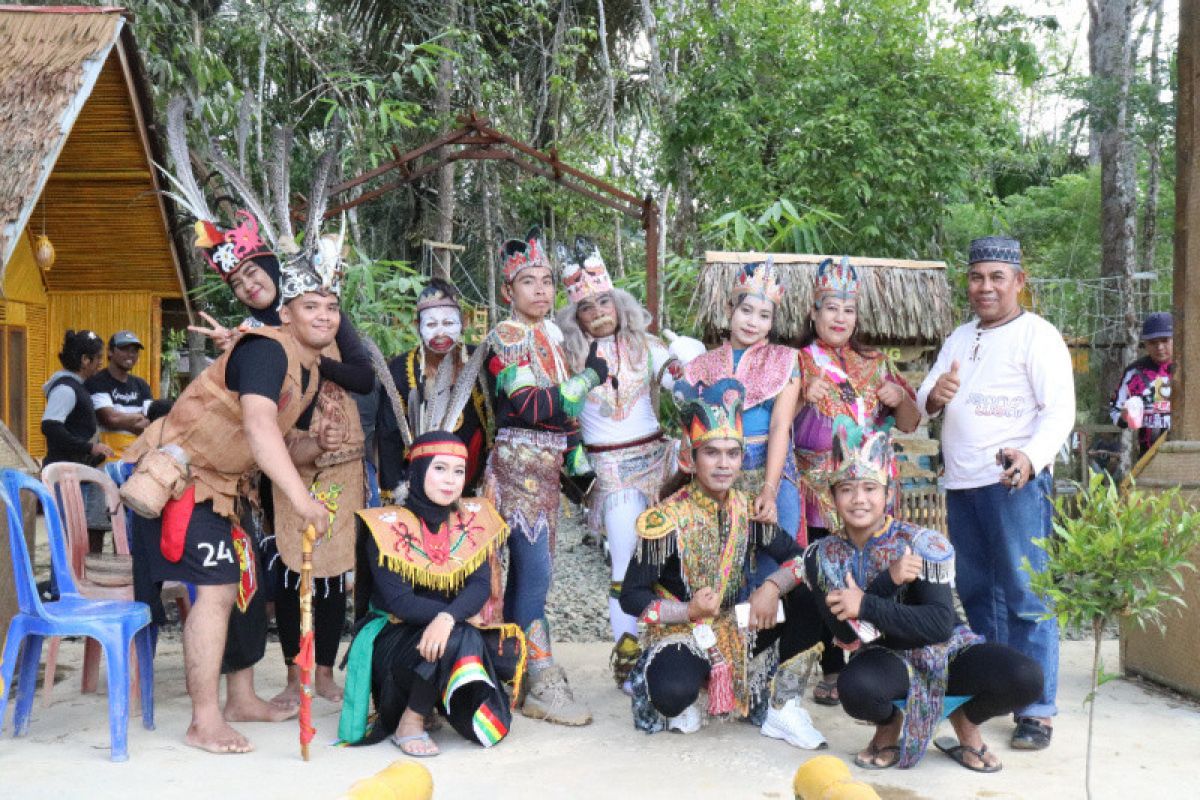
[85,369,153,417]
[226,336,317,429]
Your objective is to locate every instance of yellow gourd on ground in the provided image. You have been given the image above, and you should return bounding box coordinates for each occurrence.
[793,755,852,799]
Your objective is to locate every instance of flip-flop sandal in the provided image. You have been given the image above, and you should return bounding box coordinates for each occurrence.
[853,744,900,770]
[1011,717,1053,750]
[934,736,1002,773]
[812,678,840,706]
[391,732,440,758]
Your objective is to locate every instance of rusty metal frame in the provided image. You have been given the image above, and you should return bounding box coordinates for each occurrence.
[321,111,661,328]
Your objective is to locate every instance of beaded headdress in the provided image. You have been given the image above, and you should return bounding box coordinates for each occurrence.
[500,226,551,284]
[732,257,785,306]
[813,256,859,305]
[559,236,614,305]
[675,378,745,447]
[829,416,893,487]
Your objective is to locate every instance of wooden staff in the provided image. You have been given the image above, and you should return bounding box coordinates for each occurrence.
[298,523,317,760]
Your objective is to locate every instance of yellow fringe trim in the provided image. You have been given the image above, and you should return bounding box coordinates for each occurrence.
[477,622,528,710]
[376,522,509,594]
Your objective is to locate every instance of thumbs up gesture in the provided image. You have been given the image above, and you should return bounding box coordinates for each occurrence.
[826,572,866,621]
[927,359,961,414]
[888,543,923,585]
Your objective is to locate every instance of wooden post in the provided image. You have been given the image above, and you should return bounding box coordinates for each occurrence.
[1121,0,1200,698]
[1173,0,1199,438]
[643,195,660,332]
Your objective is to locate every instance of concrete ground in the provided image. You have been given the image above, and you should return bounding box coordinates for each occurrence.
[1,637,1197,799]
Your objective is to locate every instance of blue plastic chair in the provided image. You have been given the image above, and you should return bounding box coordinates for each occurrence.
[892,694,972,721]
[0,469,154,762]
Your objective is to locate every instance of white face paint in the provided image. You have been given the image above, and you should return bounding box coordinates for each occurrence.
[419,307,463,353]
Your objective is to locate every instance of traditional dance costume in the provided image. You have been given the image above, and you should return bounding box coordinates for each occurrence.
[341,433,523,748]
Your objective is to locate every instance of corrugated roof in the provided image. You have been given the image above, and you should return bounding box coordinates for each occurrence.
[0,7,123,268]
[695,251,955,345]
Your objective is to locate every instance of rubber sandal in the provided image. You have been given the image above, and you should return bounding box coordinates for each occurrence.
[853,744,900,770]
[1010,717,1053,751]
[934,736,1002,773]
[391,732,440,758]
[812,678,840,706]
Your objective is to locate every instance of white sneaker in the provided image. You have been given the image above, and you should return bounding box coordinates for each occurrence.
[667,702,702,734]
[761,697,826,749]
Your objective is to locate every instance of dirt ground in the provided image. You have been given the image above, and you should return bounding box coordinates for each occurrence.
[1,637,1198,799]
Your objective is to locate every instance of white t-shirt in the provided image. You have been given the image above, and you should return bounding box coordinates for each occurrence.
[916,312,1075,490]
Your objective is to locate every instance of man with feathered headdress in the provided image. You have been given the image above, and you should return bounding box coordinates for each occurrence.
[374,278,492,498]
[481,225,612,726]
[127,99,358,753]
[618,378,826,747]
[553,236,704,686]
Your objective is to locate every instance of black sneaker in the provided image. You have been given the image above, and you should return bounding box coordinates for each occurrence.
[1011,717,1053,750]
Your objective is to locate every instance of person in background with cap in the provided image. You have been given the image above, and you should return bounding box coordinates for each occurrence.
[916,236,1075,752]
[82,330,159,553]
[86,330,158,454]
[1109,311,1173,457]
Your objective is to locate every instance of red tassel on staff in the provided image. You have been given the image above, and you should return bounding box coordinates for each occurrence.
[298,524,316,760]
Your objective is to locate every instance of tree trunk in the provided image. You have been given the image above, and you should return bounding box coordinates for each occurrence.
[596,0,625,278]
[433,0,460,282]
[1094,0,1138,474]
[639,0,670,327]
[481,161,498,324]
[1138,0,1166,287]
[1087,1,1101,165]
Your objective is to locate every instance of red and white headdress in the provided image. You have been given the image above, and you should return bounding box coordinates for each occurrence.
[499,226,551,284]
[559,237,614,305]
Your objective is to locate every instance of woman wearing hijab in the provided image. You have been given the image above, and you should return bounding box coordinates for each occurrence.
[190,243,372,704]
[341,431,522,756]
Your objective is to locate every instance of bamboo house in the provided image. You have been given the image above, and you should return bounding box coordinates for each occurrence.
[0,6,191,460]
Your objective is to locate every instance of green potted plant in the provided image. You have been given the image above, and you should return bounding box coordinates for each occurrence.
[1024,473,1200,800]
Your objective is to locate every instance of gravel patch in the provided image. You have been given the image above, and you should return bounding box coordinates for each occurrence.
[545,506,612,643]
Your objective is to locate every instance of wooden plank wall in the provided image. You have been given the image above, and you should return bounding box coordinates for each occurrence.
[40,55,182,296]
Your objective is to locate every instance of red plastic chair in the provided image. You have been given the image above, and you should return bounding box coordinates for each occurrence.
[40,463,189,707]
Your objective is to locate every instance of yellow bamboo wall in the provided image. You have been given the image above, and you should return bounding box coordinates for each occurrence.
[1,232,49,455]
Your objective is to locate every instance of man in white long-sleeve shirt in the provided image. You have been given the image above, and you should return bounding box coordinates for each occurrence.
[917,236,1074,753]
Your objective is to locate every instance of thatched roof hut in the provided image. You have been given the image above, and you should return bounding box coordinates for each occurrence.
[0,6,191,458]
[695,251,954,345]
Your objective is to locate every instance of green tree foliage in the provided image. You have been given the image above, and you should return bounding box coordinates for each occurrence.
[1025,474,1200,799]
[662,0,1013,257]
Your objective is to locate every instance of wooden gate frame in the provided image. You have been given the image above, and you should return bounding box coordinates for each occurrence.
[321,111,662,328]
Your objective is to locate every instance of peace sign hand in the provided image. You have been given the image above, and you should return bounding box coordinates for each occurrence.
[188,311,237,352]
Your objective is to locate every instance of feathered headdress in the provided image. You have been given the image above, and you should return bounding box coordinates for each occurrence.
[159,96,344,295]
[559,236,613,305]
[675,378,744,448]
[732,257,785,306]
[500,226,551,284]
[829,416,894,487]
[813,256,859,305]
